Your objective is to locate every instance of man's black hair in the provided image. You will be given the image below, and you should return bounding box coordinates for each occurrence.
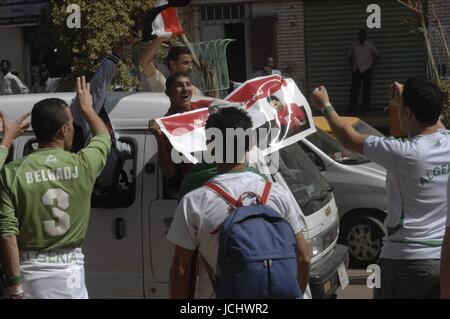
[32,98,69,142]
[166,46,192,68]
[165,71,191,92]
[402,78,445,125]
[205,107,253,164]
[0,59,11,72]
[359,28,367,35]
[267,95,280,104]
[0,59,10,67]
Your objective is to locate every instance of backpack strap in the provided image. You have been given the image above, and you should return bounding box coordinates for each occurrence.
[205,183,241,208]
[260,181,272,205]
[206,182,272,207]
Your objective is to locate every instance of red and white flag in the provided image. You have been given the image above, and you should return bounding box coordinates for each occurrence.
[156,75,316,163]
[152,0,185,38]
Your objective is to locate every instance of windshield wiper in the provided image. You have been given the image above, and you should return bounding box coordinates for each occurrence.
[300,186,332,208]
[340,158,370,165]
[312,186,333,200]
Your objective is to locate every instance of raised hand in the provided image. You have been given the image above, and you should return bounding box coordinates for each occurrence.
[76,76,93,113]
[311,86,331,112]
[0,111,31,149]
[148,119,162,136]
[390,82,404,107]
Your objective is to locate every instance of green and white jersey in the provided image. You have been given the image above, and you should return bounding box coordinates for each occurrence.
[0,145,8,169]
[364,130,450,259]
[0,132,111,251]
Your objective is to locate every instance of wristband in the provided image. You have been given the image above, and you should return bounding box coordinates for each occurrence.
[6,275,22,287]
[322,103,335,115]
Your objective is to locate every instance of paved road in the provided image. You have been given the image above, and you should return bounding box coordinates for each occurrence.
[336,269,374,299]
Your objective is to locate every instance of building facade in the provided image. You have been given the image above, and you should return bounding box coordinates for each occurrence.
[184,0,450,112]
[0,0,48,87]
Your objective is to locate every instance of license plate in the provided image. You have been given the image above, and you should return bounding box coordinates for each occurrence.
[337,263,349,290]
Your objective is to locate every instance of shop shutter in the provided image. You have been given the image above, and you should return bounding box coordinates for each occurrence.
[304,0,426,112]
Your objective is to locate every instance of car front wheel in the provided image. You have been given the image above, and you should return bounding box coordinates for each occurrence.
[341,215,386,269]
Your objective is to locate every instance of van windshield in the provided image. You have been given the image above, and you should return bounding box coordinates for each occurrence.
[306,129,369,165]
[277,143,332,216]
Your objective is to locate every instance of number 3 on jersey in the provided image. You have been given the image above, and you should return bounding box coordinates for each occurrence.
[42,189,71,237]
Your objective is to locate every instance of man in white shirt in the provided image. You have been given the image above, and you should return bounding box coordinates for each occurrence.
[348,28,380,115]
[139,37,203,96]
[167,106,310,299]
[0,60,29,95]
[311,78,447,299]
[31,65,61,94]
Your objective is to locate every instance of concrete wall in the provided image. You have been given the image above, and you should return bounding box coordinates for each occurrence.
[274,1,306,90]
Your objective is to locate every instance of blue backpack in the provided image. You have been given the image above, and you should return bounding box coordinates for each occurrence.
[203,181,302,299]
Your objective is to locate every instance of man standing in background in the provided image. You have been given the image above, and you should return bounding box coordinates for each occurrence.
[0,60,29,95]
[348,28,380,115]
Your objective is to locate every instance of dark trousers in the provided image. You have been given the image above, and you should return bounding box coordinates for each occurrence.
[348,68,372,114]
[373,258,440,299]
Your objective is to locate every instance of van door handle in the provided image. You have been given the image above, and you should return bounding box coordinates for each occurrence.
[115,218,125,240]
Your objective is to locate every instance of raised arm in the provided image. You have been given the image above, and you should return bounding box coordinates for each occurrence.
[0,112,30,150]
[76,76,108,136]
[140,38,166,78]
[0,112,30,167]
[70,34,139,148]
[311,86,369,154]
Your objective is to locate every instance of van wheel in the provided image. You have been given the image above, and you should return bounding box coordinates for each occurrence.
[340,216,386,269]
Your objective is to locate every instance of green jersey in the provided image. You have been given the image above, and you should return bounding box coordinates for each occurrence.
[0,132,111,251]
[0,145,8,169]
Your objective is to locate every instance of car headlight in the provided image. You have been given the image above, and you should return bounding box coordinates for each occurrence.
[311,218,339,258]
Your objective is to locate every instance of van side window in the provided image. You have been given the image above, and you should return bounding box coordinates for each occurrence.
[22,138,137,208]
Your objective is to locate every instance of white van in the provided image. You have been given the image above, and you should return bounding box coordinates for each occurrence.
[0,92,348,299]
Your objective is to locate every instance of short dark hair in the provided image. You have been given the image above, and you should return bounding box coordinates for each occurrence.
[359,28,367,35]
[165,71,191,92]
[0,59,11,69]
[402,78,445,125]
[267,95,280,104]
[205,107,253,163]
[166,46,192,67]
[32,98,69,142]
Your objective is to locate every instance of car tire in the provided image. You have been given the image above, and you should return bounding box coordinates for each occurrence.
[340,215,386,269]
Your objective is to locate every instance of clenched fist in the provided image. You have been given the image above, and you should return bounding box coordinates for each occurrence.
[311,86,331,112]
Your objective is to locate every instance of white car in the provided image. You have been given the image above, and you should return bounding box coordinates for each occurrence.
[300,128,387,268]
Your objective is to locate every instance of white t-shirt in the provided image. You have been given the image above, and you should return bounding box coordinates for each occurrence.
[1,72,29,95]
[141,69,203,96]
[364,130,450,260]
[348,40,380,73]
[167,169,303,299]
